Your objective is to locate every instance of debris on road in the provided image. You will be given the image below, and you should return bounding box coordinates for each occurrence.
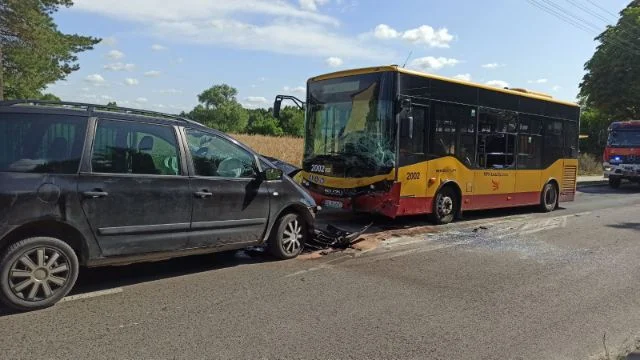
[305,223,372,251]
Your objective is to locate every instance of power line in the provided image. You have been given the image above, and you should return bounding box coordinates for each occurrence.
[564,0,612,24]
[584,0,619,19]
[527,0,640,56]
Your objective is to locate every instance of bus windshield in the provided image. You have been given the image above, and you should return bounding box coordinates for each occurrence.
[305,72,396,177]
[608,130,640,147]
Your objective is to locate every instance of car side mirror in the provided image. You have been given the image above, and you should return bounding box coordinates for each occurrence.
[264,168,283,181]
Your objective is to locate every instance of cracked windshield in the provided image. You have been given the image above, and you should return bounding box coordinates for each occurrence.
[305,72,396,176]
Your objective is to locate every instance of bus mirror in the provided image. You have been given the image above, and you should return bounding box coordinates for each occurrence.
[273,97,283,119]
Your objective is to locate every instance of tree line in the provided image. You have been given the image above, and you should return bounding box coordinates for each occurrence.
[180,83,305,137]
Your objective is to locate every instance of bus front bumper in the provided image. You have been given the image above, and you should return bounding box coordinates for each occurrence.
[305,183,401,218]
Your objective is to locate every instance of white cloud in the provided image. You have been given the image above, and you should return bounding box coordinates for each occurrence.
[81,87,90,92]
[106,50,124,60]
[409,57,459,72]
[527,78,548,84]
[367,24,454,48]
[136,97,148,103]
[402,25,454,48]
[151,44,168,51]
[144,70,161,77]
[486,80,510,88]
[153,104,167,109]
[154,88,182,94]
[325,56,343,67]
[454,73,472,81]
[284,86,306,94]
[250,84,257,88]
[82,94,98,100]
[373,24,400,39]
[71,1,390,61]
[482,63,504,69]
[552,85,562,92]
[299,0,329,11]
[245,96,267,104]
[101,36,117,46]
[170,57,184,64]
[104,62,135,71]
[124,78,139,86]
[85,74,106,84]
[101,95,113,100]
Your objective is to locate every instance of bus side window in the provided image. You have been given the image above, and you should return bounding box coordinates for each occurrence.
[477,108,517,169]
[517,114,542,169]
[543,119,564,167]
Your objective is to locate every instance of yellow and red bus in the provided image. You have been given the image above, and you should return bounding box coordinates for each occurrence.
[276,65,580,224]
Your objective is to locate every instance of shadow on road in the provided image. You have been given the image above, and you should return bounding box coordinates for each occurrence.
[0,249,270,317]
[578,184,640,194]
[606,222,640,231]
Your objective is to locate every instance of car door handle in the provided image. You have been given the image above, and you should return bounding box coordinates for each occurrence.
[194,191,213,199]
[83,190,109,198]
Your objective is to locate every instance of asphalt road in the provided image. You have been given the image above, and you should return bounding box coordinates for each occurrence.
[2,184,640,360]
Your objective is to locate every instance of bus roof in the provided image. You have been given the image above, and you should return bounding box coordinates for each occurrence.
[309,65,579,108]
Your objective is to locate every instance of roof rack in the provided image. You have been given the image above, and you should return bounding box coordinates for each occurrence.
[0,99,202,127]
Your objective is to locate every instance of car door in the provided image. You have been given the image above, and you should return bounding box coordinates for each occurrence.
[78,118,192,256]
[184,128,271,248]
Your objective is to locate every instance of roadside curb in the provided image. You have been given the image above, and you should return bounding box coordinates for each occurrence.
[577,180,608,188]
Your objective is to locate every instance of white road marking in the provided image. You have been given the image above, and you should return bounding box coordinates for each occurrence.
[60,287,123,303]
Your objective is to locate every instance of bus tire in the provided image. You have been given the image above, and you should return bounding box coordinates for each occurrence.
[429,187,457,225]
[609,177,621,189]
[539,182,558,213]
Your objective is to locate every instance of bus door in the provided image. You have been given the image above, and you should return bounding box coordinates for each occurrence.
[398,103,429,199]
[472,108,517,209]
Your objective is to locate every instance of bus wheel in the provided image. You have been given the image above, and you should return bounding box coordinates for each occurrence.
[609,177,621,189]
[539,182,558,212]
[429,187,457,225]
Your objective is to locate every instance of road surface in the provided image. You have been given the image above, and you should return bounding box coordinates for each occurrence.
[2,184,640,360]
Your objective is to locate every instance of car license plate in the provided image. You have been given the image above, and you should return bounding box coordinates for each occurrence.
[323,200,343,209]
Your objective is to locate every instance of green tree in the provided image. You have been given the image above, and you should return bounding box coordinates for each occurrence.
[579,105,609,155]
[189,84,248,133]
[246,108,283,136]
[39,92,60,101]
[0,0,100,100]
[579,1,640,121]
[278,106,305,137]
[106,101,117,108]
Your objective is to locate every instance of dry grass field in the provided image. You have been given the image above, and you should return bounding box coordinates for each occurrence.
[231,134,304,165]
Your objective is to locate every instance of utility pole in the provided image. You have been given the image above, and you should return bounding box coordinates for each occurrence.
[0,46,4,100]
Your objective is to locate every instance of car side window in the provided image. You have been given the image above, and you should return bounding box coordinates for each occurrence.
[185,129,256,178]
[91,119,181,175]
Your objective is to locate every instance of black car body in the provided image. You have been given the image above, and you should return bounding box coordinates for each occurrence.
[0,100,317,311]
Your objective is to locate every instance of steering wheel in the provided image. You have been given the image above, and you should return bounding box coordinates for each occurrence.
[217,157,245,177]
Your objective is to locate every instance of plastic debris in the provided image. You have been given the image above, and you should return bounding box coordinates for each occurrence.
[305,223,373,250]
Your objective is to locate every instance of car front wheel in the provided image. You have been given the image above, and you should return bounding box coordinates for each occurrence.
[0,237,79,311]
[268,213,307,260]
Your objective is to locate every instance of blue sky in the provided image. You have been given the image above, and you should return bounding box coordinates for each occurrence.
[47,0,630,113]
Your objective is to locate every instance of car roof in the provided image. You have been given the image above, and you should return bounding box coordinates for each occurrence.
[0,100,211,131]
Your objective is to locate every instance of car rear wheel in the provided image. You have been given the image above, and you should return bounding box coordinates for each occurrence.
[268,213,306,260]
[0,237,79,311]
[539,182,558,212]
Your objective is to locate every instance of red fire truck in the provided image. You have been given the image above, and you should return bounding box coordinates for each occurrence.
[603,120,640,188]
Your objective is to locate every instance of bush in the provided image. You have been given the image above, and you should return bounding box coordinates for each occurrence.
[578,152,602,175]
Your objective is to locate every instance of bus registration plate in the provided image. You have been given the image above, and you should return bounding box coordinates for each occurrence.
[323,200,343,209]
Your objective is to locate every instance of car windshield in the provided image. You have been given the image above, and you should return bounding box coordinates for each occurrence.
[305,72,396,176]
[607,130,640,147]
[0,113,87,174]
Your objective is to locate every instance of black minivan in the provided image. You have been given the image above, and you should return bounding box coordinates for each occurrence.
[0,100,318,311]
